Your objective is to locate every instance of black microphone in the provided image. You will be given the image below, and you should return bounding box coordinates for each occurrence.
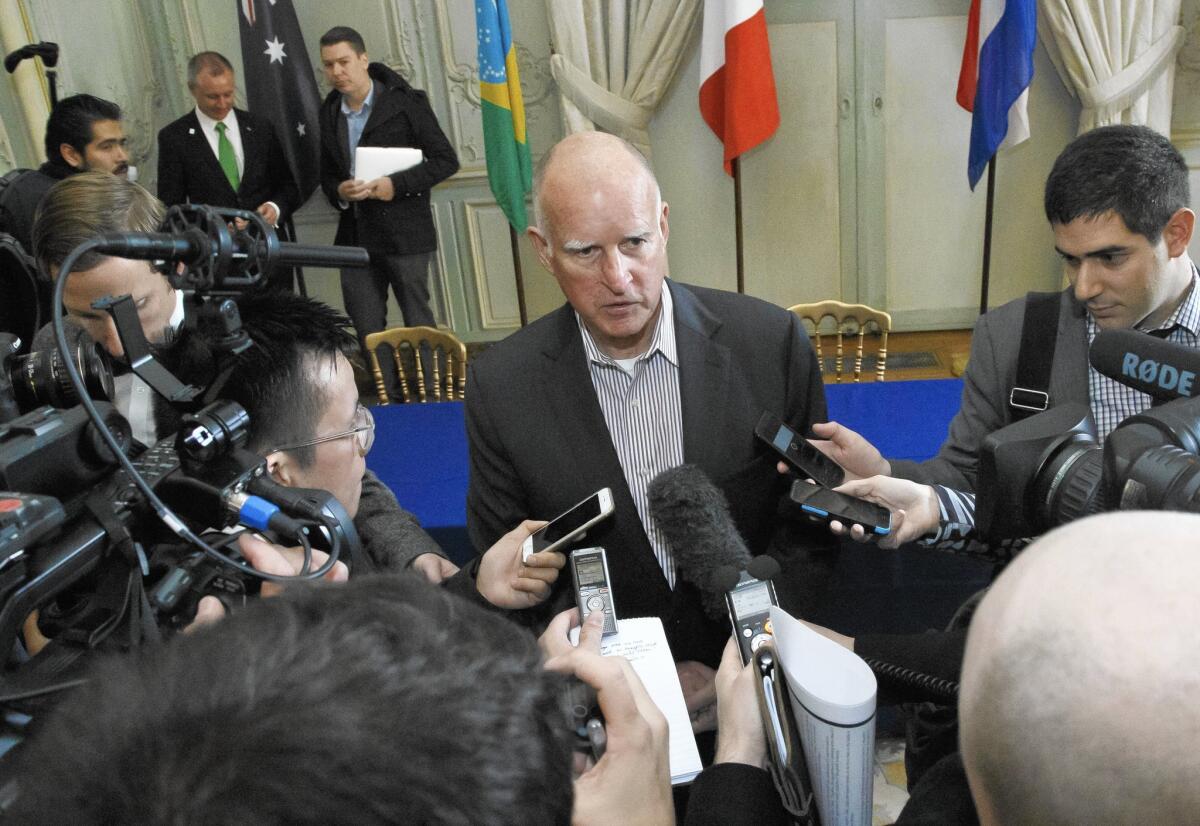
[1090,329,1200,401]
[95,230,370,272]
[647,464,752,621]
[96,230,210,263]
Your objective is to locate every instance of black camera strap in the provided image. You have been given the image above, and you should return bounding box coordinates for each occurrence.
[1009,292,1061,420]
[74,492,161,649]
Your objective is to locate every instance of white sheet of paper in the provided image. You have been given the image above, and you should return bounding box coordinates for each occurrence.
[354,146,422,180]
[770,605,877,825]
[570,616,702,785]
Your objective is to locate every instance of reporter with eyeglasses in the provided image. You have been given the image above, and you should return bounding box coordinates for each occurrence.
[180,290,568,621]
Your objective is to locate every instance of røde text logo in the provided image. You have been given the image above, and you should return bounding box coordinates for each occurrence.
[1123,352,1196,396]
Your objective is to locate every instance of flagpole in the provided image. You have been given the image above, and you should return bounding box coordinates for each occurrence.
[508,225,528,327]
[979,155,997,315]
[733,156,745,294]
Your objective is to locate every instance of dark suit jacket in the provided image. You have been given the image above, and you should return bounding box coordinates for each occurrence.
[465,282,827,663]
[318,63,459,256]
[891,288,1089,491]
[156,109,299,220]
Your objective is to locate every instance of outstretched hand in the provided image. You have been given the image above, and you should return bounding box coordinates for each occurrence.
[805,420,890,481]
[475,520,564,609]
[829,475,940,549]
[713,638,766,767]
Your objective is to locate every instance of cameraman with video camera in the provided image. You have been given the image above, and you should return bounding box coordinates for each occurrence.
[810,124,1197,553]
[21,172,564,625]
[27,172,460,583]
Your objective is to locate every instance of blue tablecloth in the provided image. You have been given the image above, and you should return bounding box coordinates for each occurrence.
[367,402,469,532]
[366,378,966,553]
[826,378,964,463]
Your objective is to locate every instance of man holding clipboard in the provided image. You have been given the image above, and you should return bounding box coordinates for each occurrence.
[318,25,459,401]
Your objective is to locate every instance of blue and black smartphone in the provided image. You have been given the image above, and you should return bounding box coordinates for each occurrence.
[789,479,891,536]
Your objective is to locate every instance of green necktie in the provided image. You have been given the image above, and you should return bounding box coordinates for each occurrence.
[215,122,240,191]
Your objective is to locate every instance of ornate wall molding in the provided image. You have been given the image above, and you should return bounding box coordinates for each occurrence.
[1174,2,1200,140]
[464,199,520,329]
[381,0,419,83]
[429,0,556,169]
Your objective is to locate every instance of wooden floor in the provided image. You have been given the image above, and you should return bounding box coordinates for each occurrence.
[818,328,973,383]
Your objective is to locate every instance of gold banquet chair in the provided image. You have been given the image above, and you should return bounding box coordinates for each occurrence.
[363,326,467,404]
[787,300,892,382]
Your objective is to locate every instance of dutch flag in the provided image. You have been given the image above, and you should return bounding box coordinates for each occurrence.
[956,0,1037,189]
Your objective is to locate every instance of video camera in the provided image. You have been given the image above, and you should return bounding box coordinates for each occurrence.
[0,203,368,702]
[975,330,1200,541]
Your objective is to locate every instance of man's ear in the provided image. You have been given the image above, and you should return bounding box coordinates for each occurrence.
[1163,207,1195,258]
[527,225,553,272]
[266,451,296,487]
[59,142,84,170]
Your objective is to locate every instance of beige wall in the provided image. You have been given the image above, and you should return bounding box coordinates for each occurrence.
[2,0,1198,338]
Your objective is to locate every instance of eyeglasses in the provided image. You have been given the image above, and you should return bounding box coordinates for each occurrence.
[268,403,375,457]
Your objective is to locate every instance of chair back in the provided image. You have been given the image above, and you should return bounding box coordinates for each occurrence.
[787,300,892,382]
[363,326,468,404]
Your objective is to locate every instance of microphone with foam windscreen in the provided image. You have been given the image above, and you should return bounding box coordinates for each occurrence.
[647,464,753,621]
[1090,329,1200,402]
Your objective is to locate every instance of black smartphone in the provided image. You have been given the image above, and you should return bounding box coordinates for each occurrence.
[755,411,845,488]
[789,479,891,536]
[725,575,778,664]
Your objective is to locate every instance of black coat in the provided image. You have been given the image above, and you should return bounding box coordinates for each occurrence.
[319,63,459,256]
[156,109,300,220]
[0,160,73,254]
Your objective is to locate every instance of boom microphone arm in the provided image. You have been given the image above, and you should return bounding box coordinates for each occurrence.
[96,203,370,292]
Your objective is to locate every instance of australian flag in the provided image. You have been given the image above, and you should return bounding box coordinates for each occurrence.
[237,0,321,203]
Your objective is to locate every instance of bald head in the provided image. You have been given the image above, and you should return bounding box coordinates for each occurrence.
[531,131,660,239]
[526,131,670,359]
[960,511,1200,825]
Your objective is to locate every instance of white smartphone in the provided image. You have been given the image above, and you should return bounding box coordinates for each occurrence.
[522,488,615,561]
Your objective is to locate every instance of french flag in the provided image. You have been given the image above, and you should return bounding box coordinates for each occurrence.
[956,0,1037,189]
[699,0,780,175]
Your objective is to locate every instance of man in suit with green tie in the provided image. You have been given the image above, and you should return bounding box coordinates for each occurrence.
[156,52,299,289]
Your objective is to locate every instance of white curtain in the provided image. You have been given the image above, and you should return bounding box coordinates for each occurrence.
[545,0,702,156]
[1039,0,1187,134]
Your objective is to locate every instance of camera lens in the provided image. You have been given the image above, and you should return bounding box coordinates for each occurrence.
[1118,445,1200,513]
[1031,434,1107,531]
[7,341,115,410]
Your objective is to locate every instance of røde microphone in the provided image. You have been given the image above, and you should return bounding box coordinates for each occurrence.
[647,464,752,621]
[1090,329,1200,402]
